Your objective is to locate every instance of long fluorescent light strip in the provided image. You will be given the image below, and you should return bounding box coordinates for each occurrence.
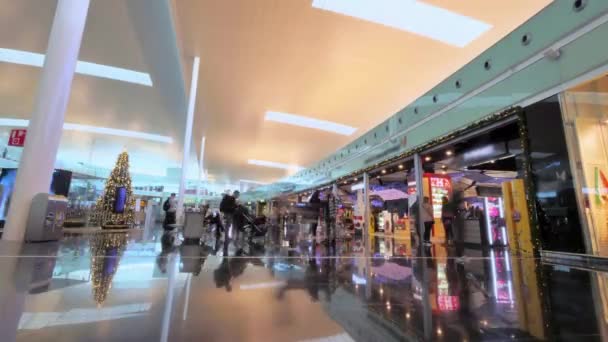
[0,48,152,86]
[248,159,304,171]
[239,179,268,185]
[312,0,491,47]
[265,111,357,136]
[0,118,172,143]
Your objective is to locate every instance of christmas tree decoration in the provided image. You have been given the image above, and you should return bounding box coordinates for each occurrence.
[90,233,128,305]
[95,151,135,229]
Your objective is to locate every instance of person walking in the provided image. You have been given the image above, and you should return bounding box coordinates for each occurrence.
[441,196,455,245]
[219,190,239,248]
[421,196,434,245]
[163,193,178,229]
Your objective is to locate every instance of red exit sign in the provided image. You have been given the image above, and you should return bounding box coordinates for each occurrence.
[9,129,27,147]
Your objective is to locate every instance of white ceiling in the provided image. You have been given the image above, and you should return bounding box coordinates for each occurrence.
[174,0,552,184]
[0,0,188,177]
[1,0,553,185]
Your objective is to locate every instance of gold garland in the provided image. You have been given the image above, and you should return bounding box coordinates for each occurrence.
[94,151,135,228]
[315,107,522,189]
[90,233,128,305]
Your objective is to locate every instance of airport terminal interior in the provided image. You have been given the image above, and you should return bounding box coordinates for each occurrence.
[2,0,608,341]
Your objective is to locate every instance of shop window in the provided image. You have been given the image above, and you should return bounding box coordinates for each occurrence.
[560,75,608,256]
[413,122,529,251]
[525,96,585,254]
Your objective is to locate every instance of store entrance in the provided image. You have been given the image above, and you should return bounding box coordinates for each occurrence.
[419,121,532,251]
[367,159,416,240]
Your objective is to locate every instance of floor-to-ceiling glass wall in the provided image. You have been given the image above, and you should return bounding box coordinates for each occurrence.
[561,74,608,257]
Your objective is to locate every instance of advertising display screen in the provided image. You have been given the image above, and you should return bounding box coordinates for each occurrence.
[0,168,72,224]
[114,186,127,213]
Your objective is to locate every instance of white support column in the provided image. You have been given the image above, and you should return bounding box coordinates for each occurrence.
[177,56,200,222]
[3,0,90,241]
[363,172,370,241]
[196,136,206,203]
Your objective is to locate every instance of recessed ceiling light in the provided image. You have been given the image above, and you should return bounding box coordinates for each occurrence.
[381,169,387,174]
[446,150,453,156]
[312,0,491,47]
[248,159,304,171]
[0,118,172,143]
[398,164,404,169]
[265,111,357,136]
[425,156,432,161]
[0,48,153,86]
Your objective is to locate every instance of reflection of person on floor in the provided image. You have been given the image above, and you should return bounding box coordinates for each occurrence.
[277,258,333,302]
[213,249,263,292]
[156,231,178,273]
[441,196,455,244]
[421,197,435,245]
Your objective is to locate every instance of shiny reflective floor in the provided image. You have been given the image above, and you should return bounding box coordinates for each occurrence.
[1,225,607,342]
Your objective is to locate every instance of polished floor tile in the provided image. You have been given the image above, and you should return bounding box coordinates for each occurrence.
[0,227,607,341]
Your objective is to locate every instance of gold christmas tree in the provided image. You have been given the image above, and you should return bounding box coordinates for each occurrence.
[95,151,135,228]
[90,233,128,305]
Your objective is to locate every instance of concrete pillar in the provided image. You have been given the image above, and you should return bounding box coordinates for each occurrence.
[3,0,90,241]
[177,56,200,222]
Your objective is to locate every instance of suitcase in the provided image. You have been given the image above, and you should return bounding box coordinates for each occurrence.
[183,212,204,241]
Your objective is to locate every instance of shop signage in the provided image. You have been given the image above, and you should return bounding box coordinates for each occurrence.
[8,129,27,147]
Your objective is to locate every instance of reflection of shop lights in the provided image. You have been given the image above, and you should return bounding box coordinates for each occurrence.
[505,252,511,272]
[484,198,493,245]
[498,198,508,245]
[490,250,499,300]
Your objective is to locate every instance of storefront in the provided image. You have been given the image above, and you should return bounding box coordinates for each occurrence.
[365,159,415,240]
[561,73,608,257]
[320,94,591,258]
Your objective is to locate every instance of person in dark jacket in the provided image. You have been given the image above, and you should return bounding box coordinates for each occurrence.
[219,191,240,248]
[309,191,321,240]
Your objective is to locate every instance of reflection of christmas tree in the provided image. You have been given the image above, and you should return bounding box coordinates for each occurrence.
[95,151,134,228]
[90,233,128,305]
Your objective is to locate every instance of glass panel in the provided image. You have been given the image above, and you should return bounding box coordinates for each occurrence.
[524,96,586,254]
[561,75,608,257]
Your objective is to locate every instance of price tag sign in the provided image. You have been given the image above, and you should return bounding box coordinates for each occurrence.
[9,129,27,147]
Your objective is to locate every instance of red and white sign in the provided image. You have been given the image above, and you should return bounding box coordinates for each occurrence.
[8,129,27,147]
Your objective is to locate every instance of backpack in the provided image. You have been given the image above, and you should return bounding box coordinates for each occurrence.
[219,195,235,213]
[163,199,170,211]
